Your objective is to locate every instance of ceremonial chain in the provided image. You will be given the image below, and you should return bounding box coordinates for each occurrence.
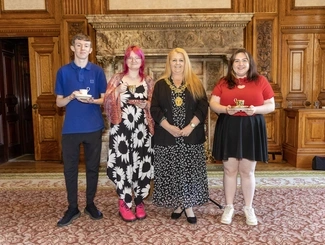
[165,78,187,106]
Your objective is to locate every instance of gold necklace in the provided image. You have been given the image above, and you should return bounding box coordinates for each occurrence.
[165,78,187,106]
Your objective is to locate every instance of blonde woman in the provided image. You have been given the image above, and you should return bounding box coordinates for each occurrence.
[150,48,209,224]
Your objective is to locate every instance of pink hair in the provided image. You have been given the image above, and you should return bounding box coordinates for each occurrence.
[123,45,145,79]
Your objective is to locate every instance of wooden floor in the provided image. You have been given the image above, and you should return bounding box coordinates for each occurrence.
[0,154,309,173]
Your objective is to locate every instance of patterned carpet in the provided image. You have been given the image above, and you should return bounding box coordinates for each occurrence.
[0,171,325,245]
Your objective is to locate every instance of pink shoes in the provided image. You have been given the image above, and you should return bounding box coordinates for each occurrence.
[135,202,147,220]
[118,200,147,221]
[119,200,136,222]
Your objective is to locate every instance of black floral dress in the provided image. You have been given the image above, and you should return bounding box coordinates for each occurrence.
[107,83,154,208]
[152,86,209,209]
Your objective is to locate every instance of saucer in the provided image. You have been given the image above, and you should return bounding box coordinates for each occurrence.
[229,106,249,111]
[231,105,248,108]
[75,94,92,100]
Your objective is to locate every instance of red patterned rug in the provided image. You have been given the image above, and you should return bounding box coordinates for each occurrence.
[0,173,325,245]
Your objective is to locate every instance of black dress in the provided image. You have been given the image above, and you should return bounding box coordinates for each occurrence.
[152,85,209,209]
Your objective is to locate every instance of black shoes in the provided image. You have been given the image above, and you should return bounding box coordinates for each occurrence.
[171,208,197,224]
[185,211,197,224]
[57,207,81,227]
[84,203,103,220]
[57,203,103,227]
[171,208,185,219]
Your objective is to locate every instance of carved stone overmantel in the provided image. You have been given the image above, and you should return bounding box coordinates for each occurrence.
[87,13,254,164]
[87,13,254,60]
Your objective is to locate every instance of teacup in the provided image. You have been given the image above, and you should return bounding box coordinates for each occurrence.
[79,87,90,95]
[234,98,245,107]
[127,85,136,94]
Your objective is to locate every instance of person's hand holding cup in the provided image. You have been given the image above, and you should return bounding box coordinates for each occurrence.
[79,87,90,95]
[127,85,136,94]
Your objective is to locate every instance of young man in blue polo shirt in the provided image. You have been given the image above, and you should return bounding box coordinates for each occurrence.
[55,33,107,227]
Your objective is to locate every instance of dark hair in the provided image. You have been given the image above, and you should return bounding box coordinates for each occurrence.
[123,45,145,79]
[224,48,259,89]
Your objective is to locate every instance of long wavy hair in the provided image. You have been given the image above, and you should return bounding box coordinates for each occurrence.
[123,45,145,80]
[159,47,206,100]
[224,48,259,89]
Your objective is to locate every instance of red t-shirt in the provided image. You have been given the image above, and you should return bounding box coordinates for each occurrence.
[211,75,274,116]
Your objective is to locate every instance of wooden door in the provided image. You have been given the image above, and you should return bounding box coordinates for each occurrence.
[28,37,63,161]
[0,39,34,163]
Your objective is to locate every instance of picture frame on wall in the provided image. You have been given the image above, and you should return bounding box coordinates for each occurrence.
[2,0,46,11]
[107,0,233,13]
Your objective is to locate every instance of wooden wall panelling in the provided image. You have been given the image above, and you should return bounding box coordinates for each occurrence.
[63,0,90,15]
[253,0,278,13]
[283,109,299,165]
[62,0,106,14]
[0,0,58,19]
[236,0,278,14]
[283,109,325,168]
[314,33,325,107]
[251,13,283,158]
[61,19,88,64]
[28,37,61,161]
[0,0,61,37]
[235,0,253,13]
[279,0,325,27]
[253,14,278,83]
[105,0,236,14]
[281,33,314,108]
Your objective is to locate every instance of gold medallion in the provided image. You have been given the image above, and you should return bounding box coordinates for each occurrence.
[175,97,183,106]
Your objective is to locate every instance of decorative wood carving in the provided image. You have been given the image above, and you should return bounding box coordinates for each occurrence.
[254,16,283,156]
[315,34,325,107]
[256,20,273,81]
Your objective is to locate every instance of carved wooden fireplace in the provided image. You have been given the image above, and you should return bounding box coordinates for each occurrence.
[86,13,253,163]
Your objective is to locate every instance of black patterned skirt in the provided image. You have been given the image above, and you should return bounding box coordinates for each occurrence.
[152,140,209,209]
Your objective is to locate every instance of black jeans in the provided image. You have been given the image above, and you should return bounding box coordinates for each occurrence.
[62,130,102,208]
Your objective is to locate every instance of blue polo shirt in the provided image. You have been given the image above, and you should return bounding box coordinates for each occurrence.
[55,61,107,134]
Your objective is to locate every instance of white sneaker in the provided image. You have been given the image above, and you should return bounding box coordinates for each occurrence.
[243,206,258,225]
[220,205,234,224]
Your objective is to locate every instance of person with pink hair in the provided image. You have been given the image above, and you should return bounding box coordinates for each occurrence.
[104,45,155,222]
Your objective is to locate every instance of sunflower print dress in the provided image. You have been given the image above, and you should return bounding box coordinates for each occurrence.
[107,82,154,208]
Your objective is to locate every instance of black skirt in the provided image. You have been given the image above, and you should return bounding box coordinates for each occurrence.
[212,113,268,162]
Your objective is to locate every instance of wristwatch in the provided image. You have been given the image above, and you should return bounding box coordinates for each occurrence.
[190,122,196,129]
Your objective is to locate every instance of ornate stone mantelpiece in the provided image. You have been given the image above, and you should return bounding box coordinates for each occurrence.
[87,13,254,164]
[87,13,253,64]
